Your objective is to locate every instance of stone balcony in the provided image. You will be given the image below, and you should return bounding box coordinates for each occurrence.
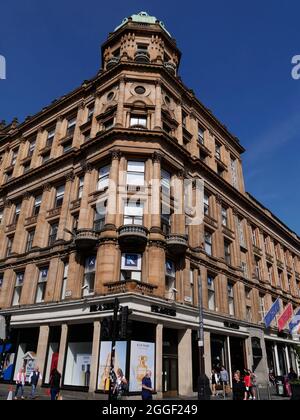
[70,198,81,211]
[265,252,274,264]
[276,259,284,270]
[253,244,263,257]
[104,280,157,296]
[25,215,38,226]
[6,223,17,233]
[47,207,62,218]
[75,229,98,251]
[106,57,120,69]
[118,225,148,249]
[166,234,188,255]
[164,61,177,75]
[134,50,150,63]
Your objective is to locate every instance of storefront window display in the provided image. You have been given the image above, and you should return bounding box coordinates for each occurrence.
[129,341,155,393]
[97,341,127,391]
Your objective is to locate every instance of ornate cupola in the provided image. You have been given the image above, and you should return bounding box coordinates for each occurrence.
[101,11,181,75]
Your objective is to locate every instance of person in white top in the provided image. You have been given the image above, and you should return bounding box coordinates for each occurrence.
[14,368,26,400]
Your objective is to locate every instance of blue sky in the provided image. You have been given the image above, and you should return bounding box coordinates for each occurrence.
[0,0,300,234]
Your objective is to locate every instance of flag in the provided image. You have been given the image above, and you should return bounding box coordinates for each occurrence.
[289,309,300,334]
[264,298,280,328]
[278,303,293,332]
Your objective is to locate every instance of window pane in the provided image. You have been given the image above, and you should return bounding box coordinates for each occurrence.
[127,161,145,173]
[127,173,144,186]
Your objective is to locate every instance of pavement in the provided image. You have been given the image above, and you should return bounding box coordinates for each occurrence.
[0,383,289,401]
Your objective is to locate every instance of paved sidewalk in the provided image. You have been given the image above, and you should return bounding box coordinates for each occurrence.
[0,383,289,401]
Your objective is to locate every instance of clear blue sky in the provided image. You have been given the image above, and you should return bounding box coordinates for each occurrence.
[1,0,300,234]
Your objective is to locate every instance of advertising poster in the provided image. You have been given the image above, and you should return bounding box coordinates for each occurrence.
[129,341,155,393]
[97,341,127,391]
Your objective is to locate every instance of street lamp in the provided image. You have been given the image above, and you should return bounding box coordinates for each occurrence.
[197,274,210,400]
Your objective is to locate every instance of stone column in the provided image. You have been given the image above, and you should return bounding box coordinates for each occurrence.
[20,264,39,305]
[106,151,121,227]
[155,324,163,398]
[148,243,165,297]
[204,331,212,377]
[95,242,119,294]
[226,336,233,387]
[273,343,280,376]
[12,193,31,254]
[285,346,291,372]
[45,258,64,303]
[36,325,50,383]
[154,81,162,130]
[89,321,101,393]
[0,269,14,309]
[178,329,193,396]
[65,252,84,300]
[57,324,68,376]
[115,78,126,127]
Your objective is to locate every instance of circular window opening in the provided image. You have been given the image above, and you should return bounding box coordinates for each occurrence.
[135,86,146,95]
[165,96,171,105]
[107,91,114,101]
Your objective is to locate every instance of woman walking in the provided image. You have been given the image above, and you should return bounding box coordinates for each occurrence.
[113,368,128,400]
[49,368,61,400]
[232,372,247,401]
[14,368,26,400]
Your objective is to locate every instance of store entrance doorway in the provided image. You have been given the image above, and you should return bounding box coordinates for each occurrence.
[230,336,246,374]
[163,357,178,397]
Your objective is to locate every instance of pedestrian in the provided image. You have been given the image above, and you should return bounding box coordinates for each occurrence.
[244,369,253,400]
[250,370,257,400]
[29,367,42,399]
[142,370,154,400]
[220,366,229,395]
[49,368,61,400]
[211,369,219,397]
[232,372,247,401]
[14,368,26,400]
[113,368,128,400]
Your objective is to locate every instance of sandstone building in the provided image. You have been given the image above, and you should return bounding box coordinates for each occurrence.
[0,12,299,396]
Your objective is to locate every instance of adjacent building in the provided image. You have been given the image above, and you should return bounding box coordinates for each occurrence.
[0,12,299,397]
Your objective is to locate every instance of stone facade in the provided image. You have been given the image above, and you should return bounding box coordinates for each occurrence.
[0,12,299,396]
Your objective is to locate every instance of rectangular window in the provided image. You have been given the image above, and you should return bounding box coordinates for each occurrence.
[251,227,258,246]
[267,264,273,283]
[161,169,171,195]
[204,193,210,216]
[241,261,248,279]
[78,177,84,199]
[198,126,205,145]
[63,140,73,153]
[42,152,51,163]
[36,267,48,303]
[46,128,55,148]
[66,117,77,137]
[124,201,143,225]
[11,148,19,165]
[84,130,91,142]
[104,117,114,130]
[33,195,42,216]
[13,203,21,224]
[228,282,235,316]
[48,223,58,246]
[207,275,215,311]
[55,186,65,208]
[221,206,228,227]
[94,206,106,232]
[0,273,3,288]
[259,294,266,321]
[130,115,147,128]
[23,162,31,173]
[224,240,231,265]
[189,269,194,304]
[127,161,145,187]
[87,106,94,122]
[205,231,212,256]
[255,258,261,280]
[26,230,35,252]
[215,142,221,160]
[278,270,283,289]
[165,260,176,300]
[13,272,24,306]
[6,236,13,257]
[121,253,142,282]
[28,139,36,157]
[97,165,110,191]
[83,256,96,296]
[0,209,3,225]
[161,212,171,235]
[61,262,69,300]
[182,112,187,128]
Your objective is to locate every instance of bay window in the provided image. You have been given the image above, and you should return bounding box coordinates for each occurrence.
[127,161,145,187]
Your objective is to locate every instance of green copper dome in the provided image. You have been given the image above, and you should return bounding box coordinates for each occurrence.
[114,11,171,37]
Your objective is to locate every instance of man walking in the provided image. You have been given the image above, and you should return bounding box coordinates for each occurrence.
[29,367,42,399]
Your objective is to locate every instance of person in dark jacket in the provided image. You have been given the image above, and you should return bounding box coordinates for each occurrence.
[232,372,247,401]
[49,369,61,400]
[29,367,42,399]
[142,370,154,400]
